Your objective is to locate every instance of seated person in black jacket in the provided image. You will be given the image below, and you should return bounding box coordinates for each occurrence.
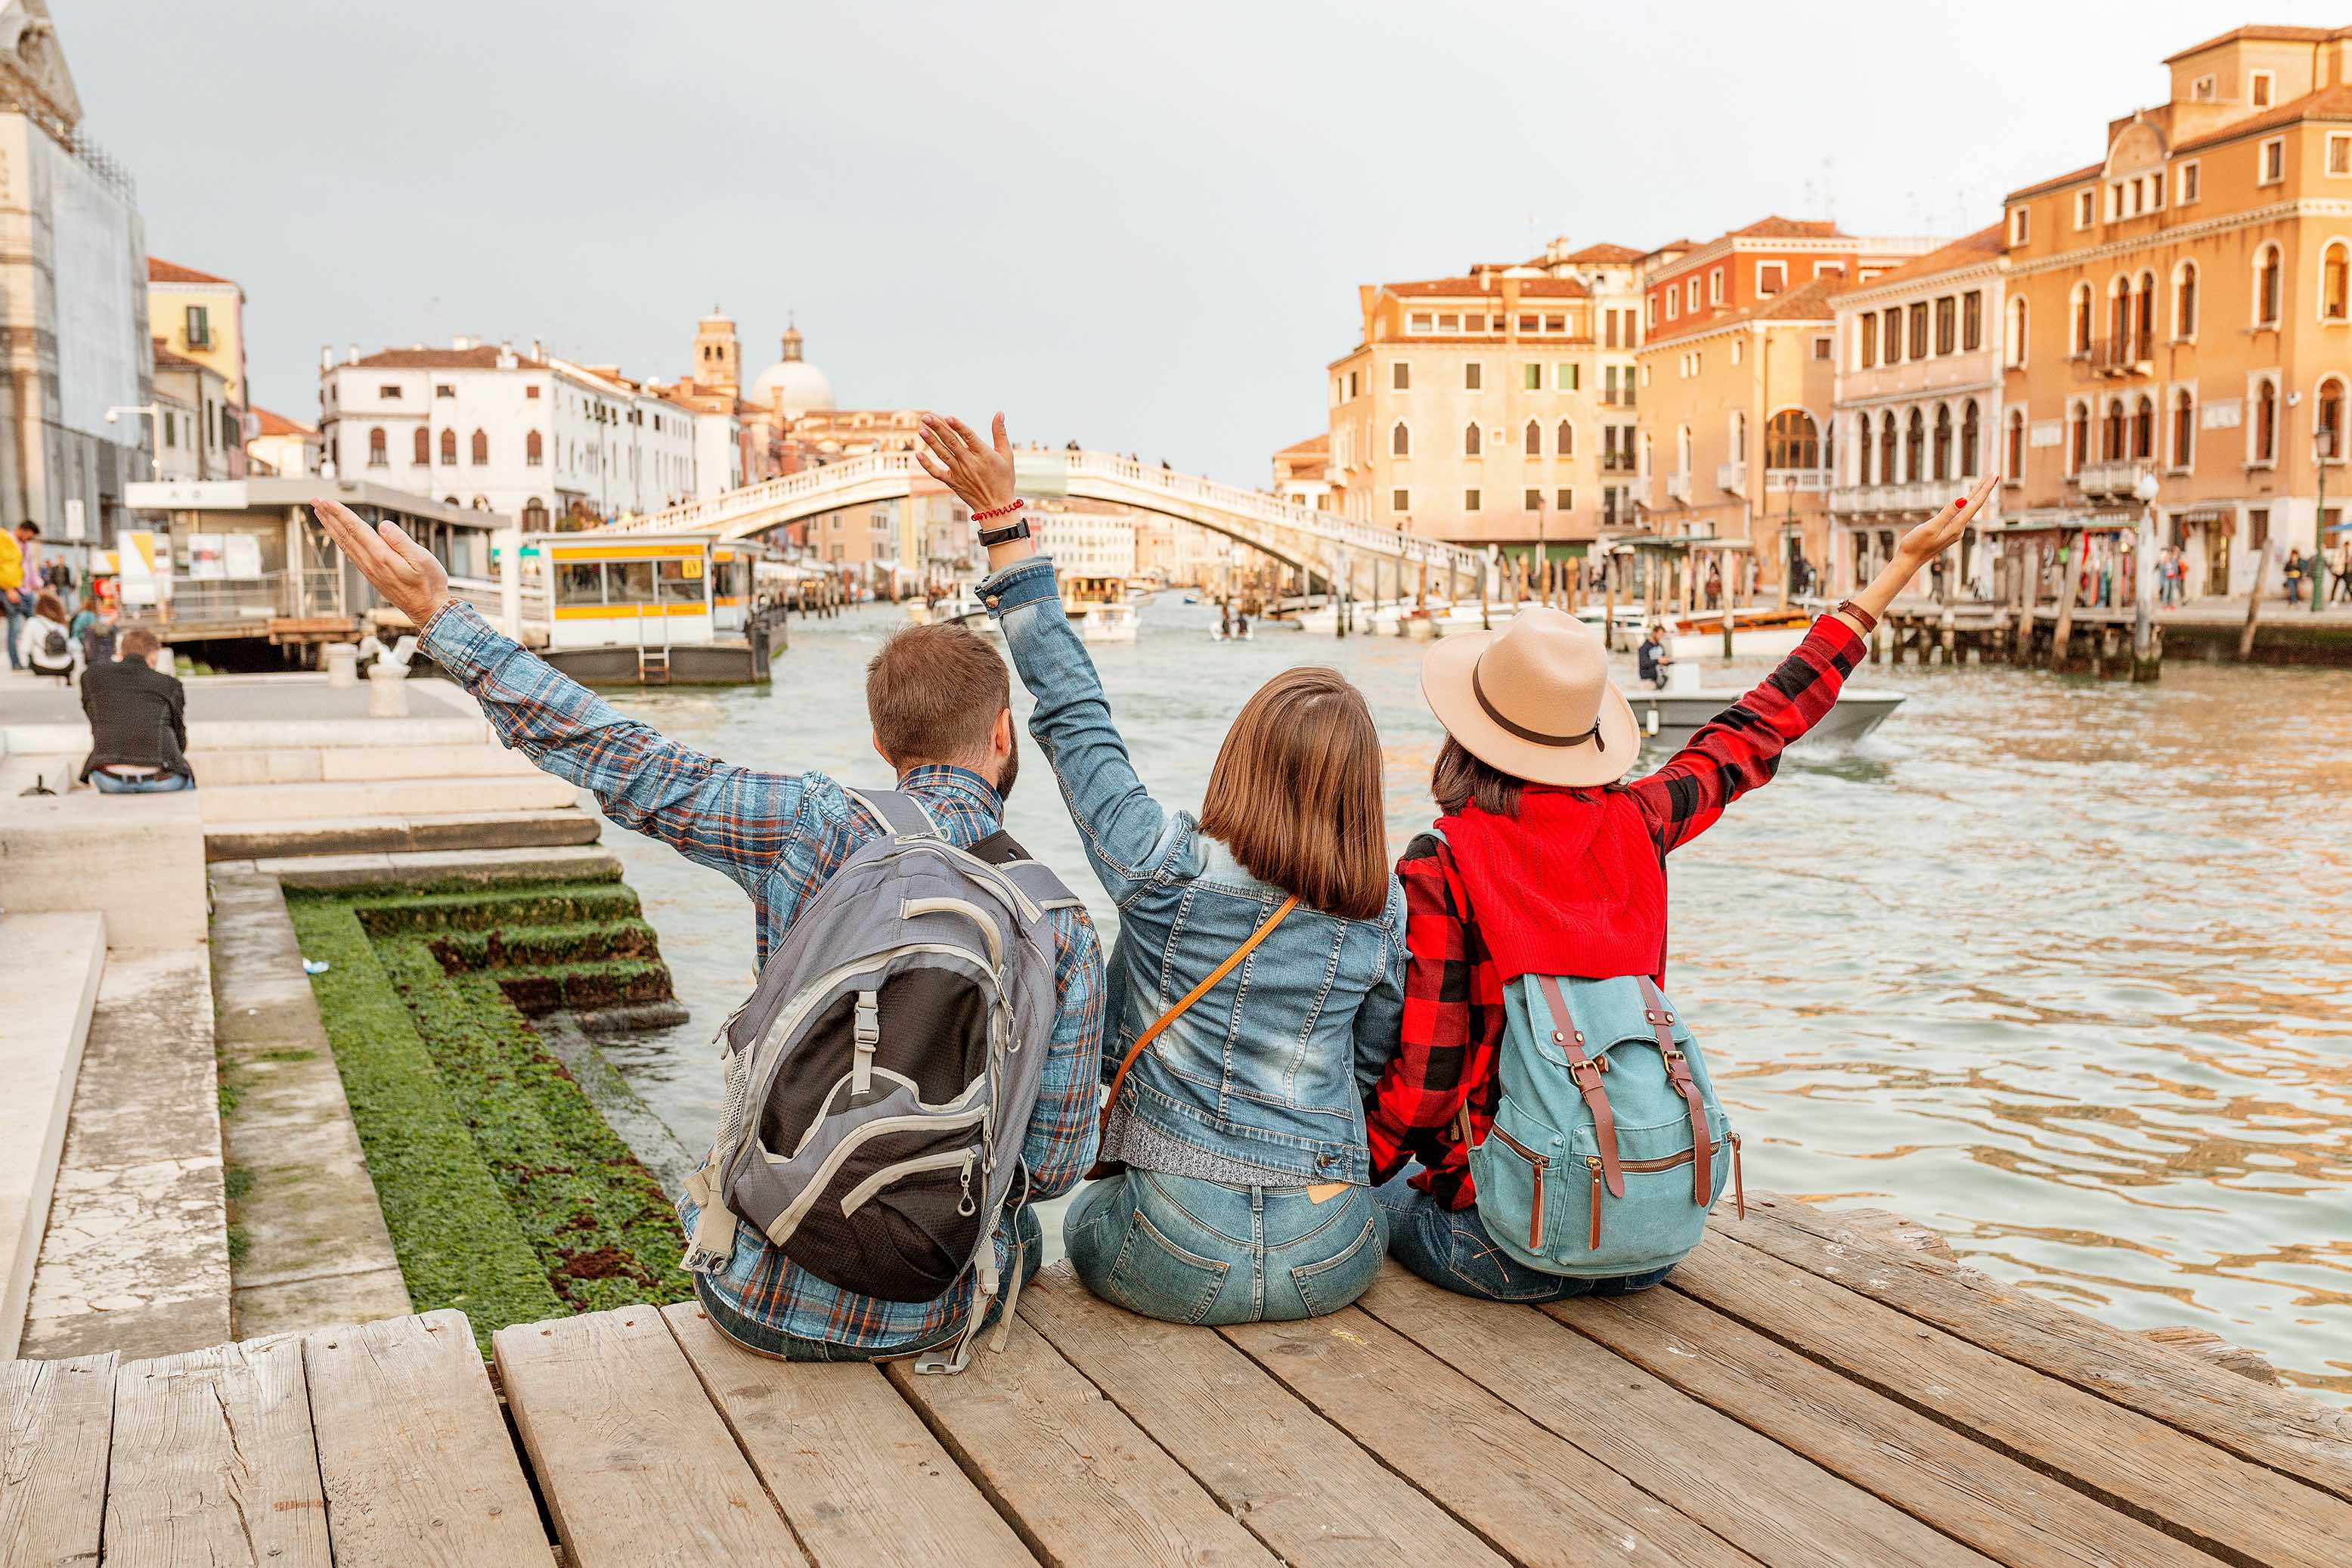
[79,628,195,794]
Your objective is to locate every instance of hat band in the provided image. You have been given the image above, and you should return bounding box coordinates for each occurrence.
[1472,659,1605,751]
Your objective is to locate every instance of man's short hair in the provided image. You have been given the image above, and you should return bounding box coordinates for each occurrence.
[119,628,162,659]
[17,522,38,536]
[865,622,1011,767]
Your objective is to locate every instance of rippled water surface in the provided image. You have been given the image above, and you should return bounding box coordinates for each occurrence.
[592,599,2352,1404]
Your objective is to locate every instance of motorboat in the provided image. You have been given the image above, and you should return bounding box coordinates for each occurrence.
[1655,606,1814,661]
[1621,662,1904,749]
[1062,575,1138,643]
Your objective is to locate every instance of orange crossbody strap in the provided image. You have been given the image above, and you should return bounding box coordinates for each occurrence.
[1099,895,1299,1132]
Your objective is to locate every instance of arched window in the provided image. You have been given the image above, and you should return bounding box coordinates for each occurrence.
[2324,242,2350,321]
[1858,414,1876,485]
[2071,283,2093,354]
[2171,389,2195,468]
[1462,422,1481,457]
[1932,404,1953,482]
[2069,402,2090,470]
[2255,246,2282,326]
[2131,394,2155,460]
[2135,271,2155,356]
[2108,277,2131,356]
[408,426,426,464]
[443,496,460,508]
[367,426,386,466]
[526,429,544,465]
[1555,420,1573,457]
[471,429,488,465]
[2102,398,2125,461]
[1675,424,1693,474]
[522,497,548,529]
[1878,411,1898,485]
[2174,261,2199,338]
[1903,408,1924,480]
[2254,377,2279,461]
[2318,376,2347,460]
[2006,408,2026,477]
[1524,419,1542,457]
[1766,409,1820,470]
[2007,296,2028,366]
[1961,399,1981,477]
[1391,421,1410,457]
[439,427,457,464]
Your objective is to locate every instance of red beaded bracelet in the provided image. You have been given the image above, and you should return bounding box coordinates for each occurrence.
[970,498,1025,523]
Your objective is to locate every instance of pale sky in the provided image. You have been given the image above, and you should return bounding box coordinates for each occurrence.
[72,0,2345,484]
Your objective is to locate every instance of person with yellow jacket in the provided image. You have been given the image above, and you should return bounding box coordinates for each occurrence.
[1,522,39,671]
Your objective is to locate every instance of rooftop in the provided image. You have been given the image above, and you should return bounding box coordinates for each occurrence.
[147,256,237,287]
[249,406,317,439]
[1647,277,1845,344]
[344,346,551,372]
[1852,223,2007,290]
[1384,275,1589,299]
[1730,215,1845,240]
[2163,22,2351,61]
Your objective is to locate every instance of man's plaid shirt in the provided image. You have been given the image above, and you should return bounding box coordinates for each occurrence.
[423,603,1106,1353]
[1365,615,1866,1207]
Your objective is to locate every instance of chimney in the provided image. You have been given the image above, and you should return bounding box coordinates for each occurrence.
[530,337,544,361]
[346,343,360,364]
[452,334,476,351]
[319,344,333,370]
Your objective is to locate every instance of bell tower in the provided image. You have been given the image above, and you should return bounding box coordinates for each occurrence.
[692,307,740,395]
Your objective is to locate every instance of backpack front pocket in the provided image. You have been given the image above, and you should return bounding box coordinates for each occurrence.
[1467,1099,1564,1258]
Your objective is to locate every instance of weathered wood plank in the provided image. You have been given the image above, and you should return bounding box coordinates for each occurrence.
[493,1305,804,1567]
[885,1307,1271,1567]
[1018,1267,1509,1567]
[304,1309,547,1567]
[1717,1194,2352,1500]
[1550,1279,2213,1567]
[1355,1267,1994,1567]
[104,1333,329,1567]
[662,1300,1032,1567]
[1675,1229,2352,1567]
[1223,1303,1757,1566]
[0,1350,113,1568]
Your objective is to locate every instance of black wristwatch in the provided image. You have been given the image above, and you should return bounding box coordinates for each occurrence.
[977,517,1032,547]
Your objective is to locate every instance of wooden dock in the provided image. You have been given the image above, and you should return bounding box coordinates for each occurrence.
[8,1194,2348,1566]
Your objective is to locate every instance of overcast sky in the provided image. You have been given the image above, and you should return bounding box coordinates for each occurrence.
[71,0,2343,484]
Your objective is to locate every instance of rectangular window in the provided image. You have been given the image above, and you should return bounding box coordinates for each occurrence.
[1757,261,1786,295]
[435,383,455,398]
[1883,307,1902,362]
[1935,296,1956,355]
[1437,313,1460,331]
[379,384,402,398]
[1464,362,1482,391]
[2250,70,2273,109]
[2178,161,2201,203]
[2076,189,2095,228]
[1464,488,1480,512]
[1604,312,1619,349]
[1665,291,1678,321]
[1465,314,1486,333]
[1811,336,1831,361]
[1524,488,1542,511]
[525,385,541,399]
[1861,312,1877,367]
[1814,261,1845,280]
[1409,312,1433,332]
[2192,73,2216,101]
[2261,138,2285,184]
[1544,314,1564,333]
[1963,290,1983,351]
[1393,361,1410,390]
[1556,488,1573,510]
[1523,362,1542,391]
[1908,301,1929,358]
[2329,134,2352,178]
[184,305,210,348]
[1392,488,1408,511]
[1709,268,1724,304]
[1557,363,1578,391]
[2009,206,2030,244]
[1685,278,1699,311]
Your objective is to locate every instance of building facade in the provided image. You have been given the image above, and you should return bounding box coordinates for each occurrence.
[0,0,153,566]
[2000,24,2352,600]
[1828,225,2008,594]
[146,256,245,404]
[150,344,243,482]
[246,406,321,478]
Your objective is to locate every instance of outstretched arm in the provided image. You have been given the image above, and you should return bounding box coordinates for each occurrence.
[1629,474,1997,854]
[309,499,808,890]
[918,416,1180,906]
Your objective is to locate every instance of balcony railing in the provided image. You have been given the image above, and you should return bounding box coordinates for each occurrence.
[1665,469,1691,502]
[1830,479,1951,515]
[1764,466,1833,494]
[2089,336,2152,377]
[1716,460,1746,496]
[2074,459,2156,499]
[1600,454,1638,474]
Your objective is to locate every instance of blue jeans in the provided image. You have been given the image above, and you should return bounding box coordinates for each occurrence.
[1375,1173,1676,1303]
[91,770,192,794]
[696,1204,1042,1362]
[1064,1168,1386,1325]
[3,597,26,669]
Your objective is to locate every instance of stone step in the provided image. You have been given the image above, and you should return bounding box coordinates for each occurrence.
[0,913,104,1359]
[187,743,538,788]
[204,807,603,863]
[199,773,581,824]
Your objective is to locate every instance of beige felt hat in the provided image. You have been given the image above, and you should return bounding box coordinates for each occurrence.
[1419,606,1641,788]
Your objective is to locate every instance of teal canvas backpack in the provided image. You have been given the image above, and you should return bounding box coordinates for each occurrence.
[1465,970,1744,1277]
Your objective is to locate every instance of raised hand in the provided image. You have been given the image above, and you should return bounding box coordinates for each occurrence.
[915,412,1017,516]
[311,497,451,628]
[1897,472,2000,566]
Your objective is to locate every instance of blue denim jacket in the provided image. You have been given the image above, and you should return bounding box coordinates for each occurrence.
[984,556,1405,1185]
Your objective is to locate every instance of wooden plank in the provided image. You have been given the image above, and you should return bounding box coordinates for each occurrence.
[493,1305,804,1567]
[1354,1267,1994,1567]
[885,1308,1270,1567]
[1717,1194,2352,1499]
[0,1350,113,1568]
[1222,1303,1757,1566]
[305,1309,547,1567]
[662,1300,1031,1567]
[1018,1268,1508,1567]
[104,1334,329,1567]
[1549,1278,2213,1567]
[1673,1230,2352,1567]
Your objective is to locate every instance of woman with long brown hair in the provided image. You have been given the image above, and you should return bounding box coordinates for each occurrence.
[920,412,1402,1325]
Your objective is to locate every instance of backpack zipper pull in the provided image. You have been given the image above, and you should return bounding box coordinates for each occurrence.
[1731,1132,1746,1219]
[957,1154,977,1218]
[1586,1156,1604,1250]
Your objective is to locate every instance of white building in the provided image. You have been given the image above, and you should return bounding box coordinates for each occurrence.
[318,339,703,530]
[1030,505,1138,578]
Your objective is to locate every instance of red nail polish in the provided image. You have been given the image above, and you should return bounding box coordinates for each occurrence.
[1953,497,1968,507]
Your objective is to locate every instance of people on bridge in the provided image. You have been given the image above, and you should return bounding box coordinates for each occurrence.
[921,412,1399,1327]
[1359,475,1994,1304]
[307,495,1108,1368]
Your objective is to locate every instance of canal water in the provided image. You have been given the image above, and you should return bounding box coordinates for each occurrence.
[591,597,2352,1405]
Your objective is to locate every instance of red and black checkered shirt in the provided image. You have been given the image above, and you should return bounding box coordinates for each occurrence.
[1365,615,1867,1207]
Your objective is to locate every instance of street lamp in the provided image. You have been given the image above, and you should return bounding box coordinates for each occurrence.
[105,404,163,476]
[2314,426,2335,617]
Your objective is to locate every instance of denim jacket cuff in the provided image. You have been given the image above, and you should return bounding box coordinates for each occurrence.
[979,556,1060,617]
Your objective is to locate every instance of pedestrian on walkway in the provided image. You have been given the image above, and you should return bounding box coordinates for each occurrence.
[2285,549,2307,606]
[2332,541,2352,605]
[17,589,78,682]
[0,522,37,671]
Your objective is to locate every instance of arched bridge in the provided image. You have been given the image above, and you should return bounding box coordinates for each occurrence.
[607,450,1484,598]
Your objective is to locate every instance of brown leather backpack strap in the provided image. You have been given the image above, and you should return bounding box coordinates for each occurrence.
[1098,895,1300,1138]
[1638,975,1712,1204]
[1535,975,1623,1199]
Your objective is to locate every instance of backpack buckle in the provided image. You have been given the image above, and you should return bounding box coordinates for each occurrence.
[1568,1057,1607,1087]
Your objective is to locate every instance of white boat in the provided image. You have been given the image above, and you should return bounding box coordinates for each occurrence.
[1062,575,1138,643]
[1622,663,1904,749]
[921,583,1001,635]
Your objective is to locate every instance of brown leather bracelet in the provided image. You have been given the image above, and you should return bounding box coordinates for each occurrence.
[1832,598,1879,634]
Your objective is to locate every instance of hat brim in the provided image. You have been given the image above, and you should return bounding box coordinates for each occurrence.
[1420,630,1642,789]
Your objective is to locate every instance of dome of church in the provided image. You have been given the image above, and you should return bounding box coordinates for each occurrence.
[750,324,835,417]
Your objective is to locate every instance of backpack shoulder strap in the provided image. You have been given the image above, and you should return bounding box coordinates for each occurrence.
[841,786,937,839]
[967,829,1085,912]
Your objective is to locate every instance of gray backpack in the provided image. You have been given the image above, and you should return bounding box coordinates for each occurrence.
[680,789,1081,1373]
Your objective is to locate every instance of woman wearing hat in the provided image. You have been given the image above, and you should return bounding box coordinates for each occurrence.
[1361,476,1996,1302]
